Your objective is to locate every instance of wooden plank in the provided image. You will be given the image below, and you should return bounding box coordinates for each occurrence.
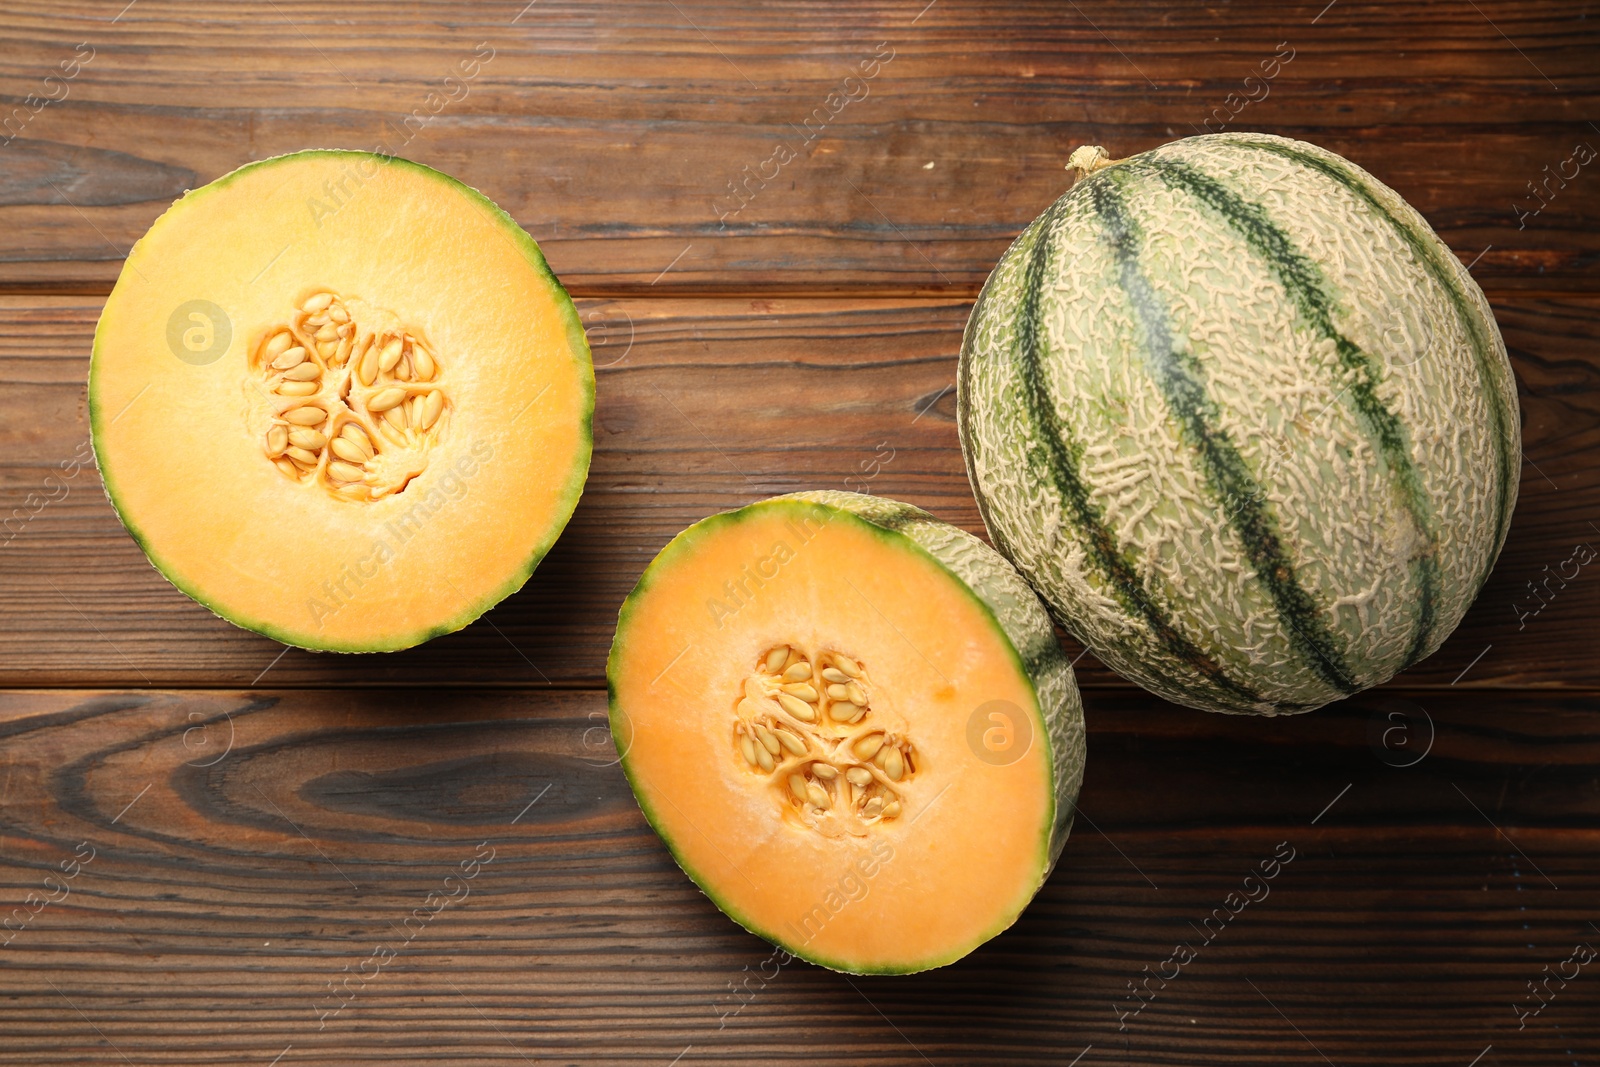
[0,686,1593,1065]
[0,294,1596,691]
[0,1,1595,294]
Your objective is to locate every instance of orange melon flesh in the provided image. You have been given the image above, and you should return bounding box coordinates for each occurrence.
[90,151,593,651]
[609,493,1085,973]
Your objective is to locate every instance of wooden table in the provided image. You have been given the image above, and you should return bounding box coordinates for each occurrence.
[2,2,1596,1063]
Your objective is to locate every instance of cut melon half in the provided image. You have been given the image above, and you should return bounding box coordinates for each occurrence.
[90,151,593,651]
[607,492,1085,973]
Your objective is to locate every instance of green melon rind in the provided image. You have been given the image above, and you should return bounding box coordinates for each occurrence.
[1126,155,1445,671]
[1218,133,1520,598]
[958,132,1519,715]
[89,150,595,653]
[607,492,1085,975]
[959,196,1279,715]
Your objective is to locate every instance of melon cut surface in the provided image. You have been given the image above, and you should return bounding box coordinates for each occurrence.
[959,133,1520,715]
[607,492,1085,973]
[91,151,593,652]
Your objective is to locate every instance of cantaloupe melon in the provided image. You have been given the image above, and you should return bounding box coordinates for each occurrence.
[959,133,1520,715]
[607,491,1085,973]
[90,151,593,652]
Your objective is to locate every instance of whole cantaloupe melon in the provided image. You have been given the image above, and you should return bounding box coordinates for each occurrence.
[959,133,1520,715]
[91,151,593,651]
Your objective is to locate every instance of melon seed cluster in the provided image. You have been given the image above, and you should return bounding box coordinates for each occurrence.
[253,290,450,501]
[733,645,916,836]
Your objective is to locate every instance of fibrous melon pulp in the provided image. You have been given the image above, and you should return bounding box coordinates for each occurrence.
[607,492,1085,973]
[959,133,1519,715]
[91,151,593,651]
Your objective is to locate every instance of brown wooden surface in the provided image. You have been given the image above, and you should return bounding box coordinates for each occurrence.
[1,1,1597,295]
[0,688,1597,1065]
[3,1,1599,1064]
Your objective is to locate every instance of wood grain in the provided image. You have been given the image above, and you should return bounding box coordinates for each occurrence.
[0,686,1594,1065]
[1,294,1596,691]
[1,1,1595,294]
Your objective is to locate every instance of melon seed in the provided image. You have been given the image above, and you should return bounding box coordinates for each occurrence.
[285,446,318,466]
[826,684,849,700]
[328,461,365,483]
[273,457,301,479]
[378,337,404,373]
[412,343,436,380]
[288,428,326,450]
[265,425,288,455]
[776,693,816,722]
[821,668,849,684]
[845,767,873,787]
[862,797,884,817]
[788,774,808,802]
[754,724,781,756]
[852,735,884,761]
[806,783,830,809]
[264,332,293,357]
[774,728,807,756]
[340,425,375,457]
[282,362,321,381]
[780,683,818,701]
[827,701,857,722]
[764,647,789,673]
[846,682,867,706]
[368,387,407,412]
[755,745,774,772]
[882,748,905,781]
[738,733,758,767]
[272,346,307,370]
[330,437,366,463]
[283,405,326,425]
[782,661,811,682]
[277,381,318,396]
[881,801,902,819]
[832,655,862,678]
[327,304,349,324]
[301,292,334,313]
[811,763,838,780]
[357,343,379,386]
[419,391,445,430]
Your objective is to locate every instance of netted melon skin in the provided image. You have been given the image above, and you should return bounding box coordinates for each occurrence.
[959,133,1519,715]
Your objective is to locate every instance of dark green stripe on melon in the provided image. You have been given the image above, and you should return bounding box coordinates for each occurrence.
[1004,199,1270,711]
[1137,157,1442,668]
[1225,136,1517,595]
[1091,169,1360,697]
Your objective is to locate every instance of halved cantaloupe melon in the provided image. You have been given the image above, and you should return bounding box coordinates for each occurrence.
[607,491,1085,973]
[90,151,593,651]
